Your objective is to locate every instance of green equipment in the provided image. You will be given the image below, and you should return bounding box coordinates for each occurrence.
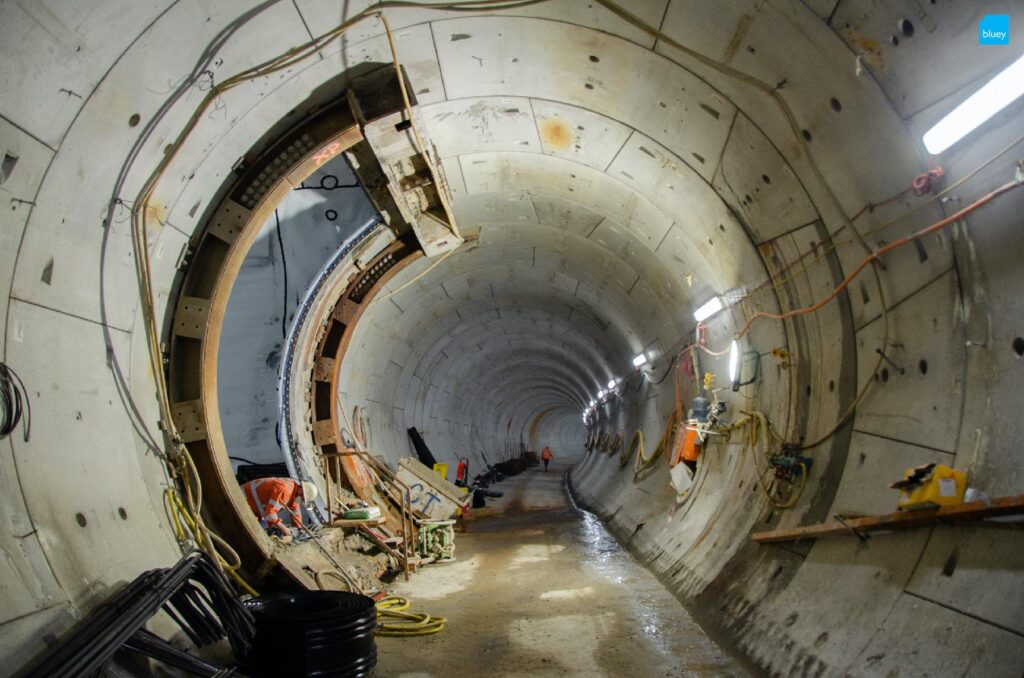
[417,519,456,562]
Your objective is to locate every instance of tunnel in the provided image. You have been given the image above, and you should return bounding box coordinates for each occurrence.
[1,1,1023,675]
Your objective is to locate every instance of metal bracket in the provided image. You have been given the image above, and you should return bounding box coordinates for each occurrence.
[835,515,870,543]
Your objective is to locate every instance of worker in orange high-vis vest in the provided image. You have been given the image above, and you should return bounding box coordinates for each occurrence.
[541,446,553,472]
[242,477,318,542]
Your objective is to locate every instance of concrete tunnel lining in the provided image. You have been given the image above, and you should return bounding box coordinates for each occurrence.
[2,0,1024,675]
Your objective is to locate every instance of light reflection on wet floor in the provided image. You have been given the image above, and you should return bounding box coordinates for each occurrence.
[375,463,750,677]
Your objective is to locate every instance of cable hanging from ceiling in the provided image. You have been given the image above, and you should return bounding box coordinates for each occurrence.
[0,361,31,442]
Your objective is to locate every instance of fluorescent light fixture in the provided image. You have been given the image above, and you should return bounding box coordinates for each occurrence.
[923,53,1024,154]
[729,340,741,384]
[632,352,648,367]
[693,296,724,323]
[598,389,606,399]
[607,379,616,389]
[589,400,595,408]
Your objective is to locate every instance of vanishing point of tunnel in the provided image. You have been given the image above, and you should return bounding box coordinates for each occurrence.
[1,1,1023,677]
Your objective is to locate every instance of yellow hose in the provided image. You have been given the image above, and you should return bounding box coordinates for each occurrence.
[375,596,445,636]
[622,430,642,467]
[606,432,623,456]
[630,414,679,476]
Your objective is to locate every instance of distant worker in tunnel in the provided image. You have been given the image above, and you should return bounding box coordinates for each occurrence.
[542,446,553,472]
[242,477,318,542]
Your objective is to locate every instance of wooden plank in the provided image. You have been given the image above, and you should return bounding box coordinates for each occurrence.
[330,517,385,528]
[752,495,1024,544]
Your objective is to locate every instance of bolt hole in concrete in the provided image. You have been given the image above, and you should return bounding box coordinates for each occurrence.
[128,113,141,127]
[589,54,600,62]
[1013,337,1024,356]
[0,152,17,184]
[376,464,749,676]
[830,97,842,112]
[880,367,890,382]
[919,359,928,375]
[801,129,813,142]
[75,513,87,527]
[118,507,128,520]
[900,19,915,37]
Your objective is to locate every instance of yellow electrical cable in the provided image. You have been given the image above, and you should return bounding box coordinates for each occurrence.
[375,596,446,636]
[166,489,260,596]
[731,411,807,509]
[622,430,642,467]
[606,432,623,457]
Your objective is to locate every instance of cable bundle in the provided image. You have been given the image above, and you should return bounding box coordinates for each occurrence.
[16,551,254,677]
[0,361,30,442]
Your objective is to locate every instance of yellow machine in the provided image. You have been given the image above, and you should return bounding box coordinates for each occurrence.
[892,463,967,510]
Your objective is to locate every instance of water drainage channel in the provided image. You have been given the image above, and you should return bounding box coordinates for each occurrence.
[374,462,750,677]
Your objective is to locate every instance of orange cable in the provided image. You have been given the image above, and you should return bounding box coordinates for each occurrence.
[737,179,1023,339]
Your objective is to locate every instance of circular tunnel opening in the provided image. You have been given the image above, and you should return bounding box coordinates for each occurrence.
[5,3,1024,676]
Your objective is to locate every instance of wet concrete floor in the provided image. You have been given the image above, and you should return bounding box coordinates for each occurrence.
[375,460,749,677]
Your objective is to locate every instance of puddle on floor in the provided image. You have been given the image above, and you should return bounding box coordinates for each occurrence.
[377,463,749,677]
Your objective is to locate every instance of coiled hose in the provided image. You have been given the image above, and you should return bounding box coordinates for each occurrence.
[375,596,445,637]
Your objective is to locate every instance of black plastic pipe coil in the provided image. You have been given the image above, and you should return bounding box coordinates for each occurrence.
[242,591,377,677]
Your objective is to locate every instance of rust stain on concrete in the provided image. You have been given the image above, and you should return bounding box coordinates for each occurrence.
[539,118,574,151]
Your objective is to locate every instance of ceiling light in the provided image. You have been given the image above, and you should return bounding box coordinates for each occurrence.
[589,400,595,408]
[607,379,616,389]
[598,389,605,399]
[729,339,740,385]
[693,296,724,323]
[923,53,1024,154]
[632,352,647,367]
